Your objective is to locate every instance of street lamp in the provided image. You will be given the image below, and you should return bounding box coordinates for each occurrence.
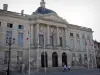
[6,37,15,75]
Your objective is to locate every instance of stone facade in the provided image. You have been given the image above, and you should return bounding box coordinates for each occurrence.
[0,0,96,71]
[94,40,100,68]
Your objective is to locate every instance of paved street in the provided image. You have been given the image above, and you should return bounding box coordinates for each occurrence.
[11,69,100,75]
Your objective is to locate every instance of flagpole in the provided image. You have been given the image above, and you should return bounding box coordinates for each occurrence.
[28,34,31,74]
[37,37,39,73]
[37,32,39,73]
[91,41,93,68]
[44,28,46,74]
[28,26,31,74]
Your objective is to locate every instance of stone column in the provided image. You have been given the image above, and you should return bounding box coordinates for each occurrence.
[30,24,33,45]
[47,25,50,45]
[65,28,69,47]
[35,24,39,44]
[57,27,59,45]
[82,54,84,64]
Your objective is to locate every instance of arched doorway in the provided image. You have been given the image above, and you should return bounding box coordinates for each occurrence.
[62,52,67,66]
[41,52,48,67]
[52,52,58,67]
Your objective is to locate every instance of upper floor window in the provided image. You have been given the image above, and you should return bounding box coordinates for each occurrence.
[87,35,90,40]
[70,39,74,49]
[6,31,12,39]
[82,34,85,38]
[18,25,24,29]
[18,32,23,46]
[7,23,13,28]
[59,37,62,46]
[50,36,54,46]
[76,34,79,38]
[72,53,75,57]
[84,54,87,60]
[70,33,73,37]
[0,22,1,26]
[39,34,44,46]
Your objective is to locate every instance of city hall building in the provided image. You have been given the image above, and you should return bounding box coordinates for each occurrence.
[0,0,97,71]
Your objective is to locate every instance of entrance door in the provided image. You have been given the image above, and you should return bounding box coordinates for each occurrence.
[41,52,48,67]
[62,52,67,66]
[52,52,58,67]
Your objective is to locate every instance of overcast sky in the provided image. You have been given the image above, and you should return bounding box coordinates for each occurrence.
[0,0,100,42]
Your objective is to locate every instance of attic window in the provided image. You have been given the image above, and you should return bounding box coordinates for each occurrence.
[0,22,1,26]
[7,23,13,28]
[70,33,73,37]
[18,25,24,29]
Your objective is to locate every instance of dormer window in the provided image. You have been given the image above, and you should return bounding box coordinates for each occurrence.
[18,25,24,29]
[7,23,13,28]
[70,33,73,37]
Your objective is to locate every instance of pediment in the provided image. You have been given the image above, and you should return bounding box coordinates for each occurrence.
[40,13,68,23]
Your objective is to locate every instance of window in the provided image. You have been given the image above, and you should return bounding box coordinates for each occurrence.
[18,25,24,29]
[59,37,62,46]
[70,39,74,49]
[72,53,75,57]
[39,34,44,46]
[6,31,12,39]
[7,23,13,28]
[82,38,86,49]
[17,51,23,64]
[18,32,23,45]
[82,34,85,38]
[4,51,9,64]
[76,34,79,38]
[87,35,90,40]
[84,54,87,60]
[76,39,81,49]
[0,22,1,26]
[70,33,73,37]
[50,36,53,46]
[78,54,82,64]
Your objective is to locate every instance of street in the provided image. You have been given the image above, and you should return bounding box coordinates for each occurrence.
[11,69,100,75]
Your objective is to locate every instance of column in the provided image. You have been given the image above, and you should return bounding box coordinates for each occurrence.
[30,24,33,45]
[65,28,69,47]
[82,54,84,64]
[47,25,50,45]
[35,24,39,44]
[57,27,59,46]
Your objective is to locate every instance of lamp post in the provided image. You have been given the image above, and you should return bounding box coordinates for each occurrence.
[6,37,15,75]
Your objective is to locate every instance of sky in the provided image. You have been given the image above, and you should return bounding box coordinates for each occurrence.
[0,0,100,42]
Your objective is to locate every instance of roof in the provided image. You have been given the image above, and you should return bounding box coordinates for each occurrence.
[35,7,57,14]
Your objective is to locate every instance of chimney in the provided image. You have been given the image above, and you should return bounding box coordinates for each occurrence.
[3,4,8,11]
[21,10,24,16]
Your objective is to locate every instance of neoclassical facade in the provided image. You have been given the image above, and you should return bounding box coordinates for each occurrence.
[0,0,96,71]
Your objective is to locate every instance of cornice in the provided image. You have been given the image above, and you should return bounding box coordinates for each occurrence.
[0,9,30,20]
[67,24,93,32]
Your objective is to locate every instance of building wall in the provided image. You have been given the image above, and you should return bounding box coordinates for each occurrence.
[0,9,96,70]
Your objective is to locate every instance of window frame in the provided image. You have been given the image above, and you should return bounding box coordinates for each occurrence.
[18,25,24,29]
[7,23,13,28]
[59,37,63,46]
[18,32,23,46]
[70,33,74,37]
